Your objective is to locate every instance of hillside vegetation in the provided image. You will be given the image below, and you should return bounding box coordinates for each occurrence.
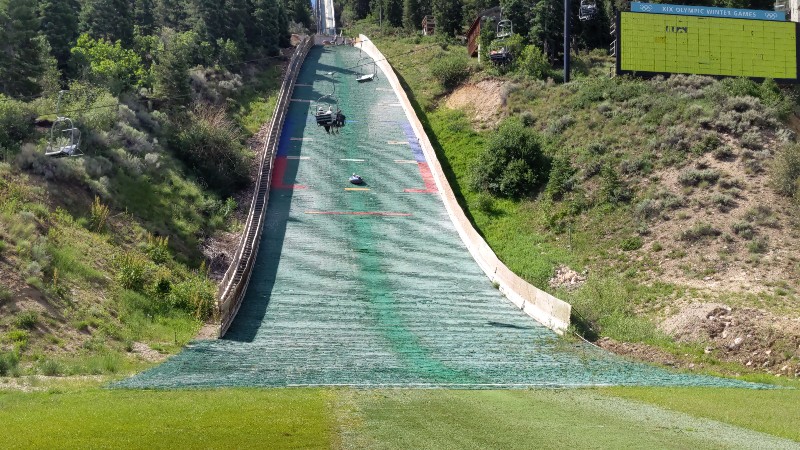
[0,0,302,378]
[355,25,800,379]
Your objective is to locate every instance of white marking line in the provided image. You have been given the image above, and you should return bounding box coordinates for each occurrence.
[376,88,393,91]
[387,141,409,145]
[294,83,313,87]
[290,99,311,102]
[291,137,313,141]
[394,160,418,164]
[340,158,365,162]
[286,156,310,160]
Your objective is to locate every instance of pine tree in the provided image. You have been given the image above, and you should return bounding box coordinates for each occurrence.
[153,30,193,106]
[134,0,156,35]
[223,0,252,52]
[0,0,44,96]
[402,0,421,30]
[79,0,133,45]
[154,0,189,30]
[39,0,80,73]
[432,0,462,36]
[385,0,403,27]
[251,0,281,55]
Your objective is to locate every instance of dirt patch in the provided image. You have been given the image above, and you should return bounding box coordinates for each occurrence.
[658,302,800,377]
[548,265,587,290]
[445,79,506,129]
[130,342,166,363]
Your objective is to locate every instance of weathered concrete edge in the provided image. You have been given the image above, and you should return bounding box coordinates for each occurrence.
[357,35,571,335]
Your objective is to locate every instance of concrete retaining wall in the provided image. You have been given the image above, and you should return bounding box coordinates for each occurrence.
[357,35,572,334]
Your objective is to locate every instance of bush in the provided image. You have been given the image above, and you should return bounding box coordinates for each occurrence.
[89,196,110,232]
[471,118,549,198]
[518,45,550,80]
[430,55,469,91]
[599,165,631,205]
[620,236,643,251]
[169,272,215,319]
[771,143,800,198]
[678,168,720,187]
[0,352,19,376]
[170,105,250,197]
[679,223,720,242]
[545,156,576,201]
[39,359,63,376]
[0,96,35,150]
[748,236,769,254]
[14,310,39,330]
[114,252,152,291]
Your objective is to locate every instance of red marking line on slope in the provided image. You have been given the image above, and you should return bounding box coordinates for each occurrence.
[271,157,308,190]
[305,211,412,216]
[404,162,438,194]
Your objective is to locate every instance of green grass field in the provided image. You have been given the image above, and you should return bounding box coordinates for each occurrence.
[1,385,798,449]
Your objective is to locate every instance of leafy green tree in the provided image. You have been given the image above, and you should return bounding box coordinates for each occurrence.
[0,0,44,97]
[71,34,144,94]
[39,0,81,72]
[432,0,463,36]
[471,118,549,198]
[79,0,133,45]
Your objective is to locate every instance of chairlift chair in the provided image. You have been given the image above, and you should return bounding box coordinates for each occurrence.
[312,95,346,132]
[578,0,598,21]
[489,19,514,65]
[356,57,376,83]
[496,19,513,39]
[45,91,82,157]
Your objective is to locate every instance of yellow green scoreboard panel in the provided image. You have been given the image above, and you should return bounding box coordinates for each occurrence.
[618,12,799,81]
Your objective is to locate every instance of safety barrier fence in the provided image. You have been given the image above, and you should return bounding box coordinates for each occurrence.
[357,35,572,334]
[215,36,314,337]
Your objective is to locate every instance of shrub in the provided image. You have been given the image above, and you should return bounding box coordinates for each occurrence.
[0,96,35,150]
[89,196,110,232]
[711,193,735,211]
[144,234,171,264]
[620,236,643,251]
[39,359,63,376]
[114,252,151,291]
[169,272,215,319]
[0,285,11,302]
[679,223,720,242]
[712,145,735,161]
[678,168,720,187]
[599,165,631,205]
[14,310,39,330]
[518,45,550,79]
[430,55,468,91]
[471,118,549,198]
[0,352,19,376]
[170,105,250,197]
[545,156,577,201]
[748,236,769,254]
[771,143,800,198]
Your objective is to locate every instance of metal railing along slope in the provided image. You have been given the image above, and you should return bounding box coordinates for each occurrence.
[215,36,314,337]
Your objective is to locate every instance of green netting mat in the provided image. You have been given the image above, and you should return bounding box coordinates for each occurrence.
[116,46,764,389]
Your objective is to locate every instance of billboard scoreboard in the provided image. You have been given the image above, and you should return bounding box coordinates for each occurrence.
[618,12,799,81]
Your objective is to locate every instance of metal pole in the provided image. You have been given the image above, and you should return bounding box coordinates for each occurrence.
[564,0,571,83]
